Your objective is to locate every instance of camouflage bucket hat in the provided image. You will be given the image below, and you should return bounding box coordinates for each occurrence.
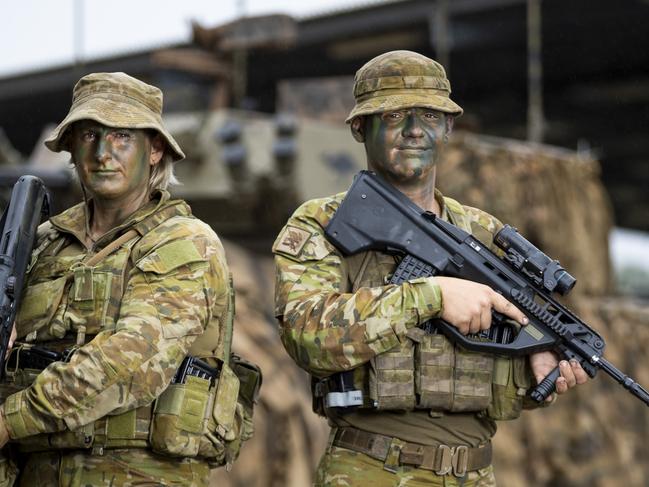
[346,50,463,122]
[44,72,185,161]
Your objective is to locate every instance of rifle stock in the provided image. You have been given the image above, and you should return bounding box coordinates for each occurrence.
[324,171,649,406]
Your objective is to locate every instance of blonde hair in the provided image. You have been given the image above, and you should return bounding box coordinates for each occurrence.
[149,152,180,193]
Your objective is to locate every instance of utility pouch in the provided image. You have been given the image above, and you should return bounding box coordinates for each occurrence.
[451,346,494,411]
[485,355,531,420]
[369,338,416,410]
[230,356,262,443]
[414,332,493,413]
[198,362,241,462]
[149,375,213,457]
[68,263,119,334]
[415,332,454,410]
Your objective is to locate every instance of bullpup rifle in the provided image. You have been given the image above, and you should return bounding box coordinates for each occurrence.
[324,170,649,406]
[0,176,50,379]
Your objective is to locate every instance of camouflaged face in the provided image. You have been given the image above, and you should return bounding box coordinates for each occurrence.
[273,189,506,380]
[2,194,230,439]
[44,72,185,161]
[346,50,463,122]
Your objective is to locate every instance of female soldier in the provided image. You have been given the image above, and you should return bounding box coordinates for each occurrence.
[0,72,240,486]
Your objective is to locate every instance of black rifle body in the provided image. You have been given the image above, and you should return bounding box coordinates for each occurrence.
[324,171,649,406]
[0,176,50,379]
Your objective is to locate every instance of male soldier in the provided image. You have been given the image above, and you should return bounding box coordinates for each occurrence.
[0,72,251,486]
[273,50,588,486]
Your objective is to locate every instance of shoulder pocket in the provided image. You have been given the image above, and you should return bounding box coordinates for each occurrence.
[136,240,206,275]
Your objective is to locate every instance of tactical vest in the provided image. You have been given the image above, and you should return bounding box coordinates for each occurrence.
[2,200,247,461]
[314,197,532,421]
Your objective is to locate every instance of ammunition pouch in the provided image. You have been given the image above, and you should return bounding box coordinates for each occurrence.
[416,331,494,412]
[316,331,529,417]
[369,335,416,410]
[2,352,262,464]
[148,357,241,462]
[150,354,261,467]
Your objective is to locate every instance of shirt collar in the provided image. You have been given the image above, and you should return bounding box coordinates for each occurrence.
[50,189,171,248]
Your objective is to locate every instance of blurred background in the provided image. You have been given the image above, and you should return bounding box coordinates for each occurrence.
[0,0,648,485]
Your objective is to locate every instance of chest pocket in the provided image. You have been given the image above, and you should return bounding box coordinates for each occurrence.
[16,255,82,342]
[66,245,132,335]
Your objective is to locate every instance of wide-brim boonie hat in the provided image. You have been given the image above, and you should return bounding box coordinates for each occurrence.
[44,72,185,161]
[346,50,463,122]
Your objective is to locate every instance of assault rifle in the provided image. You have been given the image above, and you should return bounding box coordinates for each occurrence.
[324,171,649,406]
[0,176,50,379]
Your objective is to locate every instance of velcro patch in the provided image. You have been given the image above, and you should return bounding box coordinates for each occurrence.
[275,225,311,257]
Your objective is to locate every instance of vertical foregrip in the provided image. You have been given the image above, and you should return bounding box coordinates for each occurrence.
[530,366,560,403]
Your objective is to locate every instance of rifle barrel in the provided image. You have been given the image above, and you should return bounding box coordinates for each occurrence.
[597,357,649,406]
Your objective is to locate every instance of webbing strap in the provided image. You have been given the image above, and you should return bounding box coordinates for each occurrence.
[83,229,138,267]
[221,274,235,366]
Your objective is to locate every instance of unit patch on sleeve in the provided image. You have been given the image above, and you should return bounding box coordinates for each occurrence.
[275,225,312,257]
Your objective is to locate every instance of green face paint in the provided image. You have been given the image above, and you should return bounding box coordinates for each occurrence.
[363,108,448,185]
[70,120,153,204]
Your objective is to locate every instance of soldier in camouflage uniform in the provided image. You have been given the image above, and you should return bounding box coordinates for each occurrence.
[0,72,249,486]
[273,51,588,486]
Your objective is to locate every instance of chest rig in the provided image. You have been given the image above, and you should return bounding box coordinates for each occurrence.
[17,202,189,344]
[4,200,234,454]
[313,197,532,421]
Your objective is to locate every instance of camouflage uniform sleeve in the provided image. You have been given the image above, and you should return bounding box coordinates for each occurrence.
[2,218,229,439]
[273,201,443,378]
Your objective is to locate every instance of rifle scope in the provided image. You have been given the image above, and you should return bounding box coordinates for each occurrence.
[494,225,576,296]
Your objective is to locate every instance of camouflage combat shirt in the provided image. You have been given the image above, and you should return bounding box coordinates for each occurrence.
[0,191,230,440]
[274,189,508,447]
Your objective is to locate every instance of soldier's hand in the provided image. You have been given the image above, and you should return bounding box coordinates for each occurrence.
[435,277,528,334]
[530,351,589,402]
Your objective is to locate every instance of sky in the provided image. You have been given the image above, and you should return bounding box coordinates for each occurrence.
[0,0,379,77]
